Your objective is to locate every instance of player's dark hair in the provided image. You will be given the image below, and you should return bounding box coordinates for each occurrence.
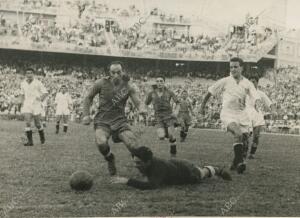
[156,76,165,82]
[132,146,153,162]
[108,61,124,71]
[230,57,244,67]
[25,67,35,73]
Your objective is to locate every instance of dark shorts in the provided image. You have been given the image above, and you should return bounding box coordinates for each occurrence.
[177,112,191,127]
[94,113,131,143]
[155,114,177,129]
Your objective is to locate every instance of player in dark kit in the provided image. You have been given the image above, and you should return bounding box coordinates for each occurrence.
[82,61,144,176]
[177,90,195,142]
[112,146,232,190]
[145,76,180,157]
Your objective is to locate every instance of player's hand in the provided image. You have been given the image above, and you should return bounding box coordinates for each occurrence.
[111,176,129,184]
[82,116,91,125]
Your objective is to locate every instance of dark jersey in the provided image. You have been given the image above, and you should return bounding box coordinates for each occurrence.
[83,78,134,121]
[178,98,192,113]
[145,88,179,117]
[127,157,201,190]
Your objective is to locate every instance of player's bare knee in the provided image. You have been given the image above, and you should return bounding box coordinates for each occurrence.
[157,128,165,139]
[119,131,138,151]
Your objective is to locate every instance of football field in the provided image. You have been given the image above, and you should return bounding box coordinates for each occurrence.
[0,120,299,217]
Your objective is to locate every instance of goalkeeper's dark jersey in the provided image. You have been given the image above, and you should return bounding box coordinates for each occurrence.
[127,157,202,190]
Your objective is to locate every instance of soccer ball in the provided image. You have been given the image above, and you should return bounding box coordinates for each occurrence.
[69,171,93,191]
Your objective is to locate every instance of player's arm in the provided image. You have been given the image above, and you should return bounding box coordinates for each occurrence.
[111,176,160,190]
[170,90,180,116]
[39,82,48,102]
[129,85,143,113]
[261,91,276,116]
[200,92,212,115]
[145,91,152,106]
[19,83,25,106]
[200,78,225,115]
[188,101,195,116]
[82,80,102,124]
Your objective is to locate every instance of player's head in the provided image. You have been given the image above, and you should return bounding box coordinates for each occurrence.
[156,76,165,89]
[182,90,188,99]
[108,61,129,84]
[230,57,243,79]
[25,67,35,83]
[61,85,67,93]
[250,76,259,88]
[131,146,153,171]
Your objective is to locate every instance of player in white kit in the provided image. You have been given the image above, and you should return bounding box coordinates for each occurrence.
[20,68,48,146]
[246,76,275,159]
[200,57,260,174]
[55,85,73,134]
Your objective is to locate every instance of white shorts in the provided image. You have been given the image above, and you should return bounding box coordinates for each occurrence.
[246,108,265,127]
[21,101,43,115]
[220,109,251,133]
[56,107,70,116]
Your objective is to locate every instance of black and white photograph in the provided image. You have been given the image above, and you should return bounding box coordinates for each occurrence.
[0,0,299,217]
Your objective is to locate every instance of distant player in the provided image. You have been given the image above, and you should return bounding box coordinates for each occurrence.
[246,77,276,159]
[200,57,260,174]
[20,68,48,146]
[177,90,195,142]
[111,146,231,190]
[82,61,145,176]
[145,77,180,157]
[55,85,73,134]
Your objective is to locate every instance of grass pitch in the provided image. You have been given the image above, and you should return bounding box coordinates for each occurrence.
[0,120,299,217]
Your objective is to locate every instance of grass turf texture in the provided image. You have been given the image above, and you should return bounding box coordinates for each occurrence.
[0,120,299,217]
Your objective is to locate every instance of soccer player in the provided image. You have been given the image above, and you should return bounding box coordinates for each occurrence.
[111,146,231,190]
[200,57,260,174]
[145,76,180,157]
[177,90,195,142]
[20,68,48,146]
[246,77,276,159]
[82,61,144,176]
[54,85,73,134]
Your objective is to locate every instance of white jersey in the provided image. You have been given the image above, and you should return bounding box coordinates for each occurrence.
[246,89,272,112]
[208,75,259,132]
[208,75,259,113]
[21,79,47,105]
[55,92,73,115]
[246,89,272,127]
[21,79,48,115]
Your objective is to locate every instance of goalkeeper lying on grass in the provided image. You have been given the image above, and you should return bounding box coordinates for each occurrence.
[111,146,232,190]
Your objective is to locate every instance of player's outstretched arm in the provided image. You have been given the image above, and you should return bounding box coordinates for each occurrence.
[82,81,102,125]
[200,92,212,115]
[111,176,158,190]
[129,85,142,113]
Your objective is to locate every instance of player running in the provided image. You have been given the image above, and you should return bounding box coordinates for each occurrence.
[177,90,195,142]
[111,146,231,189]
[55,85,73,134]
[246,76,276,159]
[145,76,180,157]
[20,68,48,146]
[82,61,144,176]
[200,57,260,174]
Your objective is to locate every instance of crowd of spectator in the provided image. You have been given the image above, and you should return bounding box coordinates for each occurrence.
[1,61,299,134]
[0,2,278,62]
